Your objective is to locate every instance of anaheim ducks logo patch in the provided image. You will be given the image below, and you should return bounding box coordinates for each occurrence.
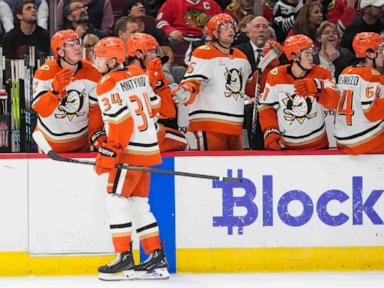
[224,68,245,100]
[282,93,316,124]
[55,89,86,121]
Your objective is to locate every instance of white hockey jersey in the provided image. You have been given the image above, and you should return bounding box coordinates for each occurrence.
[96,66,161,166]
[259,64,339,149]
[334,66,384,154]
[32,59,102,152]
[182,44,252,135]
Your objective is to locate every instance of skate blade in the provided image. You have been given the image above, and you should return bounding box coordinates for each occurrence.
[135,267,170,280]
[98,269,135,281]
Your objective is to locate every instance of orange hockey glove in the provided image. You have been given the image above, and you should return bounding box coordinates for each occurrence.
[294,78,323,97]
[264,128,285,150]
[52,68,73,95]
[146,58,169,91]
[262,40,283,57]
[95,143,120,175]
[90,130,107,150]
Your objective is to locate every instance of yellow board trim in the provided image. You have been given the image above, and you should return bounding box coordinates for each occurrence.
[177,247,384,273]
[0,251,140,276]
[1,247,383,276]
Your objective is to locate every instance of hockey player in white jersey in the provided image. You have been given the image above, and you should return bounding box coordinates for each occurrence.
[92,37,169,281]
[334,32,384,155]
[258,34,340,150]
[172,13,252,150]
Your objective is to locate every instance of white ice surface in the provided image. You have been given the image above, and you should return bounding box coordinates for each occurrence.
[0,272,383,288]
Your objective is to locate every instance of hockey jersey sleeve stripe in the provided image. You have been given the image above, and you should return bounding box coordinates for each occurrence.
[258,101,280,106]
[334,120,384,141]
[189,109,243,118]
[102,106,129,118]
[361,100,373,105]
[283,123,325,139]
[38,117,88,136]
[32,90,49,105]
[156,20,169,29]
[103,112,131,125]
[183,74,209,81]
[89,95,98,103]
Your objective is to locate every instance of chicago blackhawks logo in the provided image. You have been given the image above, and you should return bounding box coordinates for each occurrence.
[184,9,207,28]
[55,89,86,120]
[282,93,316,123]
[224,68,245,100]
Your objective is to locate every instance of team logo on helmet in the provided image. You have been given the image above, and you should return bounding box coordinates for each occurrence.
[282,93,316,123]
[224,68,244,100]
[55,89,86,120]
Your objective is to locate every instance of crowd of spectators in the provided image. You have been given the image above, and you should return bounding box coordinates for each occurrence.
[0,0,383,153]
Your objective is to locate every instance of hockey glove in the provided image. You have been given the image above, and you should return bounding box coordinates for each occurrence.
[264,128,285,150]
[262,40,283,57]
[294,78,323,97]
[52,68,73,95]
[95,143,120,175]
[172,84,193,104]
[146,58,169,91]
[90,130,107,150]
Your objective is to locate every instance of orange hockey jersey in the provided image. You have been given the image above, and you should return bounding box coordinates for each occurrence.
[259,64,340,150]
[96,66,162,166]
[32,59,103,152]
[334,66,384,155]
[181,44,252,136]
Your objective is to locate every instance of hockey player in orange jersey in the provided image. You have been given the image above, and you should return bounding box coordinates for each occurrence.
[258,34,340,150]
[92,37,169,280]
[172,13,252,151]
[32,29,104,152]
[125,32,188,152]
[334,32,384,155]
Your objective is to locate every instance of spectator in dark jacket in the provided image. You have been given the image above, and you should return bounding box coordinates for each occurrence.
[5,0,48,29]
[56,0,114,35]
[63,0,107,40]
[2,0,49,58]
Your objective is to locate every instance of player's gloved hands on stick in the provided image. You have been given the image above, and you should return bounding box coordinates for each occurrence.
[172,84,193,104]
[264,128,285,150]
[52,68,73,95]
[294,78,323,97]
[95,142,121,175]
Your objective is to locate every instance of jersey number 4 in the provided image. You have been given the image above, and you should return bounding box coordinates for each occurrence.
[338,90,354,126]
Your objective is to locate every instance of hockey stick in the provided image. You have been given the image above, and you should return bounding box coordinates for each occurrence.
[250,46,282,150]
[32,130,242,183]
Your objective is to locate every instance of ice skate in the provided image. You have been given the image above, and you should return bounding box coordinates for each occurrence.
[98,251,135,281]
[134,245,169,280]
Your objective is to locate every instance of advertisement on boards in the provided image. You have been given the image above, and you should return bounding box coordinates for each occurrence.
[174,155,384,248]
